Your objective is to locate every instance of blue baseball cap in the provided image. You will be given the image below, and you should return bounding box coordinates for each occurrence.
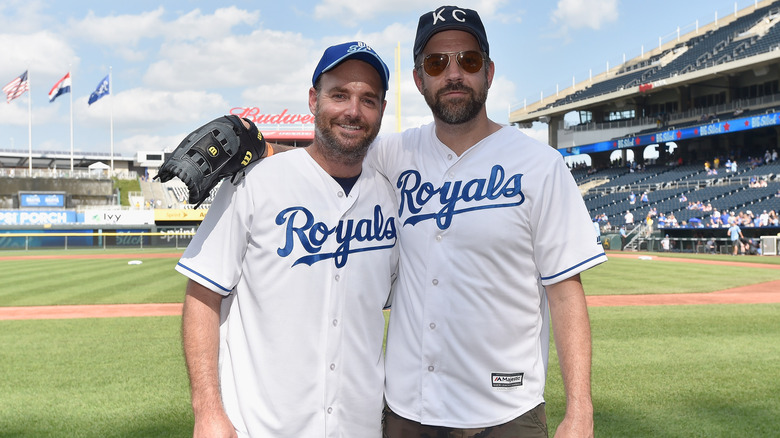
[312,41,390,91]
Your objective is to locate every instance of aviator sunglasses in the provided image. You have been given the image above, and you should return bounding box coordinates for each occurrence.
[419,50,485,77]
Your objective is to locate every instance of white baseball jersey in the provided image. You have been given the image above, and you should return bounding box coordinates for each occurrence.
[176,149,398,437]
[366,123,607,428]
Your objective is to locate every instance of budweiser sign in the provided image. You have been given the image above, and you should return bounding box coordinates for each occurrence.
[230,107,314,125]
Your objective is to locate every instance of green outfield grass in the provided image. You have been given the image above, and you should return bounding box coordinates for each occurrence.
[0,317,191,438]
[1,249,779,436]
[547,304,780,437]
[581,255,780,295]
[0,249,186,306]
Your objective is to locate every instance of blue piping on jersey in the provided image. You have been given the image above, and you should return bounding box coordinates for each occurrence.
[177,262,232,293]
[540,253,607,282]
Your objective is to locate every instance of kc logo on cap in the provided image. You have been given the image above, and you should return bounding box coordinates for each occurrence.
[413,6,490,59]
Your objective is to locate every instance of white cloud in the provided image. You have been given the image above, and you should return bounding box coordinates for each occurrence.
[115,133,189,156]
[552,0,618,31]
[146,28,312,91]
[518,124,550,145]
[74,88,228,147]
[0,32,79,79]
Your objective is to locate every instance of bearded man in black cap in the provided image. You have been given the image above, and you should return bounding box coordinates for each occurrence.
[367,6,607,438]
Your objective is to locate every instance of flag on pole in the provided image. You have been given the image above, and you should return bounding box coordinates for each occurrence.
[3,70,29,103]
[88,75,110,105]
[48,72,72,103]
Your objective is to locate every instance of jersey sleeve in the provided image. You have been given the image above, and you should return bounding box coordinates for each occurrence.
[531,154,607,285]
[365,132,408,182]
[175,177,254,295]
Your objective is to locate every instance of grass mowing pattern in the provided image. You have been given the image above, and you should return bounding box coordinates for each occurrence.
[0,255,186,306]
[545,304,780,437]
[581,257,780,295]
[2,249,779,436]
[0,316,191,438]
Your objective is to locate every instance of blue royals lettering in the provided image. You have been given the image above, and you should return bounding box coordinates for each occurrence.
[397,165,525,229]
[276,205,396,267]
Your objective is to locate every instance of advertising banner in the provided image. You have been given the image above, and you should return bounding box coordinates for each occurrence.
[0,210,77,225]
[83,209,155,225]
[20,193,66,208]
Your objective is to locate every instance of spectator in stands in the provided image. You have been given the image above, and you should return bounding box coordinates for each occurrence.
[713,157,720,169]
[624,210,634,225]
[772,149,778,162]
[725,159,732,172]
[640,191,649,204]
[721,211,731,226]
[728,219,744,256]
[769,210,779,226]
[710,209,722,227]
[759,210,769,227]
[629,191,636,204]
[731,159,738,173]
[704,161,710,173]
[646,215,654,237]
[667,213,678,228]
[679,193,687,203]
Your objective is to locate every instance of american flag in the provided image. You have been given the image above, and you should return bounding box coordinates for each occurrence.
[3,70,29,103]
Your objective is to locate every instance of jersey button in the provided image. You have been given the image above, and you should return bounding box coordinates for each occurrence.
[334,274,340,281]
[435,235,442,242]
[332,319,338,327]
[330,363,336,371]
[447,154,453,160]
[428,365,435,372]
[429,323,436,329]
[327,407,333,414]
[337,191,344,197]
[432,279,439,286]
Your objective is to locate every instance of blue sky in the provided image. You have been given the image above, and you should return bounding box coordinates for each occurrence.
[0,0,765,159]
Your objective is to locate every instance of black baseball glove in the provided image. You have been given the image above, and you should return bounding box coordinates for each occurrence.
[156,115,266,207]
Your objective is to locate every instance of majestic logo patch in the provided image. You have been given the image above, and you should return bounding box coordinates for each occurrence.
[492,372,524,390]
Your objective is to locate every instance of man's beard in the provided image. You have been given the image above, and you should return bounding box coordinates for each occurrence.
[422,77,488,125]
[313,108,380,166]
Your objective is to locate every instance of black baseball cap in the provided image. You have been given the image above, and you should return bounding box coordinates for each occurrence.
[413,6,489,59]
[312,41,390,91]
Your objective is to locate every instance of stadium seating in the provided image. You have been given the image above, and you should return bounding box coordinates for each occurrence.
[541,3,780,111]
[579,159,780,228]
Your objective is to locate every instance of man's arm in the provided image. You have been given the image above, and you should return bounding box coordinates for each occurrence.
[547,274,594,438]
[181,280,237,438]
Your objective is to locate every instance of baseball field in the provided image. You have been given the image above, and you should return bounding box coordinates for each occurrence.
[1,248,779,437]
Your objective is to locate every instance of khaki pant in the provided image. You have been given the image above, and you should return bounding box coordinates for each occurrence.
[383,403,548,438]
